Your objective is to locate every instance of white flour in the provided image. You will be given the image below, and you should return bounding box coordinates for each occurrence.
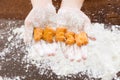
[0,76,20,80]
[0,23,120,80]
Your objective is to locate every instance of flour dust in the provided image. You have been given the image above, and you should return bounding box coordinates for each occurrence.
[0,23,120,80]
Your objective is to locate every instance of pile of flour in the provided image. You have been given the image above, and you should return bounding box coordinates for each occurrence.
[0,23,120,80]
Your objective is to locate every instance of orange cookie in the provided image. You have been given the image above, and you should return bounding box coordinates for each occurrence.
[33,27,43,42]
[43,26,55,43]
[80,32,88,45]
[75,32,88,46]
[65,31,75,45]
[55,27,67,42]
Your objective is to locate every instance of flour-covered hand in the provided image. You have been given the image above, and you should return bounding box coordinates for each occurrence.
[54,7,95,61]
[24,0,56,44]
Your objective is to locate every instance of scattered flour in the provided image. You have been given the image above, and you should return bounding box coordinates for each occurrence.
[8,36,13,41]
[28,23,120,80]
[0,76,20,80]
[0,23,120,80]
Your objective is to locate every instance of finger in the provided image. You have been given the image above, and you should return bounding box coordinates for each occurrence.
[65,46,75,61]
[47,43,56,56]
[81,46,88,60]
[33,42,44,57]
[74,45,82,62]
[24,20,34,44]
[88,36,96,41]
[83,17,96,38]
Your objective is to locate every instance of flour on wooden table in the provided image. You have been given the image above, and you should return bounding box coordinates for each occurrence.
[0,23,120,80]
[24,23,120,80]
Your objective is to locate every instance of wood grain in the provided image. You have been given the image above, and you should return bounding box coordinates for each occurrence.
[0,0,120,25]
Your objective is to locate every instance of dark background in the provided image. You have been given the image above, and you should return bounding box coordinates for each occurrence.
[0,0,120,25]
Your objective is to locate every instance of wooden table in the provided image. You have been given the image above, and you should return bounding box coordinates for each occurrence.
[0,0,120,25]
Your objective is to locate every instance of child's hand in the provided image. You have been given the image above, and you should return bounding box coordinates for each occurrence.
[52,8,90,61]
[56,7,90,32]
[52,6,96,61]
[24,3,56,44]
[56,7,96,41]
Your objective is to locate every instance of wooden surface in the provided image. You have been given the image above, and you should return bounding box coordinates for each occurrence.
[0,0,120,25]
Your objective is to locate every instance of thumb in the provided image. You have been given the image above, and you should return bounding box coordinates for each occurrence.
[24,20,34,44]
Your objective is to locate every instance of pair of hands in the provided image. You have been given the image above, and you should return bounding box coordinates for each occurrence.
[24,3,95,44]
